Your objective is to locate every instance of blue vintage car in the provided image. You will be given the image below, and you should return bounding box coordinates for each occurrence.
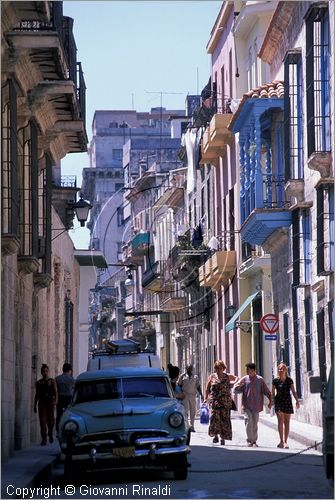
[58,367,190,480]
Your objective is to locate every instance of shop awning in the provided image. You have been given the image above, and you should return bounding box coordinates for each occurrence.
[225,291,260,333]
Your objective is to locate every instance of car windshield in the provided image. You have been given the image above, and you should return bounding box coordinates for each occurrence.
[73,376,173,403]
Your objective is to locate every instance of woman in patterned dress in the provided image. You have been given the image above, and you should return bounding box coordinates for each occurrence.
[272,363,300,449]
[205,360,238,445]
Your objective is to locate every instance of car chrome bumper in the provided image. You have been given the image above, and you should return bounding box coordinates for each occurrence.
[60,444,190,462]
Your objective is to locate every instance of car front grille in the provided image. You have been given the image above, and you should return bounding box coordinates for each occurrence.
[79,429,169,448]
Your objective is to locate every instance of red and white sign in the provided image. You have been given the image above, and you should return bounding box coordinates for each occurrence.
[260,313,279,334]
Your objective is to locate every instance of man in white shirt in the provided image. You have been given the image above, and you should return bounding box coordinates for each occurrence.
[178,365,203,432]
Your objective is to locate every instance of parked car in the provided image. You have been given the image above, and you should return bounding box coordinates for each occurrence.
[310,363,334,485]
[58,367,190,480]
[87,338,161,371]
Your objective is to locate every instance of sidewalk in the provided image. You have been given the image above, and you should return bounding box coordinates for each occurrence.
[1,441,60,499]
[1,415,323,498]
[259,414,323,451]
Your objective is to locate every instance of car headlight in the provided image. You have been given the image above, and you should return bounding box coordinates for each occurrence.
[169,411,184,428]
[63,420,79,434]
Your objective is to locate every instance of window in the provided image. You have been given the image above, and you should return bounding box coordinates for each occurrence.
[1,80,18,236]
[117,207,124,226]
[306,5,331,155]
[18,121,39,256]
[304,297,313,372]
[292,209,300,285]
[316,308,327,383]
[65,298,74,367]
[229,188,235,250]
[316,184,333,275]
[292,288,302,398]
[201,187,205,218]
[207,178,211,230]
[283,313,290,369]
[302,209,311,283]
[229,49,233,99]
[328,301,334,362]
[330,186,334,271]
[316,186,324,274]
[220,64,225,113]
[122,377,171,398]
[284,51,303,180]
[112,149,123,161]
[124,164,130,186]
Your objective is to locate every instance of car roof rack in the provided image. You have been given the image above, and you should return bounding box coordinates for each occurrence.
[91,339,155,358]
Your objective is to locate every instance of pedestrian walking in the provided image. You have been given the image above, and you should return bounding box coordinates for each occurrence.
[205,360,237,445]
[272,362,300,449]
[178,364,203,431]
[55,363,75,433]
[167,364,185,401]
[34,364,57,445]
[233,362,272,447]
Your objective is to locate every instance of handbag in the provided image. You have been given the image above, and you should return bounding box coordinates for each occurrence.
[200,403,209,424]
[231,399,237,411]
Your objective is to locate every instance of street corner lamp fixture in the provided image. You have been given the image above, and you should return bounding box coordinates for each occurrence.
[73,196,92,227]
[125,267,134,287]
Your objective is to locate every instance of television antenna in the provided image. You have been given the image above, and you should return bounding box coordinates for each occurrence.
[145,90,184,166]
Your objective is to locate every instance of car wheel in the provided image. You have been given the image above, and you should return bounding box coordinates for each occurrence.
[186,428,191,445]
[172,453,188,480]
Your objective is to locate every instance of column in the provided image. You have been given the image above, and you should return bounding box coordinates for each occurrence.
[254,115,263,209]
[245,128,251,218]
[239,135,246,223]
[265,141,272,208]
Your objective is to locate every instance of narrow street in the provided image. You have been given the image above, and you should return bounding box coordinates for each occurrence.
[35,417,333,499]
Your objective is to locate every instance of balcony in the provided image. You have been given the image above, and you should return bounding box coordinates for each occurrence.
[125,318,155,339]
[122,242,143,266]
[239,250,271,277]
[131,232,151,257]
[170,240,208,284]
[160,293,186,312]
[4,3,87,157]
[142,261,160,292]
[153,177,185,212]
[52,176,79,229]
[229,81,291,246]
[200,112,232,165]
[209,113,233,148]
[199,251,236,291]
[200,126,218,165]
[240,174,291,246]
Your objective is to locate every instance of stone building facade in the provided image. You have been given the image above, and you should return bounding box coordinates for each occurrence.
[1,1,87,458]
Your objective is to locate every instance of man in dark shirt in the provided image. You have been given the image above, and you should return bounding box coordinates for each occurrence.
[55,363,74,433]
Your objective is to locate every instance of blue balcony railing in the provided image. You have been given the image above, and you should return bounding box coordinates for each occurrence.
[240,174,291,246]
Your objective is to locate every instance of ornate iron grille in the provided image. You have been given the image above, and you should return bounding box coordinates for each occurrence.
[1,80,19,235]
[306,6,331,155]
[284,51,303,180]
[17,122,38,257]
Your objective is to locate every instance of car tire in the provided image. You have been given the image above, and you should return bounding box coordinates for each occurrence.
[172,453,188,480]
[186,428,191,445]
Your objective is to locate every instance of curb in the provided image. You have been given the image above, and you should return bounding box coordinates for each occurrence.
[1,449,60,499]
[259,416,323,452]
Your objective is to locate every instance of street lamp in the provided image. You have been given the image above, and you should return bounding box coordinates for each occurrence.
[125,268,134,287]
[73,196,92,227]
